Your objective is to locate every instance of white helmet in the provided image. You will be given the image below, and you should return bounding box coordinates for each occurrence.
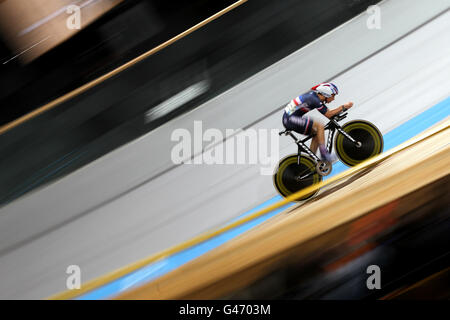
[312,83,339,98]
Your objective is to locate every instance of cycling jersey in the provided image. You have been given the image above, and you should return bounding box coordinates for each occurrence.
[284,91,328,117]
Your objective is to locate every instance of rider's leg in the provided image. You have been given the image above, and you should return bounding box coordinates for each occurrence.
[309,125,319,154]
[311,122,325,148]
[284,115,334,161]
[310,134,319,155]
[312,122,335,162]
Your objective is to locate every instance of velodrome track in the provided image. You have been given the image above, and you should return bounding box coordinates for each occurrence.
[115,120,450,299]
[0,0,450,299]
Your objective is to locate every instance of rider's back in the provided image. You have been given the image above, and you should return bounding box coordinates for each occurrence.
[284,91,328,117]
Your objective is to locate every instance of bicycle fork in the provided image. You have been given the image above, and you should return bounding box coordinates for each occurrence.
[336,127,362,147]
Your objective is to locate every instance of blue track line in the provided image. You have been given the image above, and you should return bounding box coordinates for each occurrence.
[78,96,450,300]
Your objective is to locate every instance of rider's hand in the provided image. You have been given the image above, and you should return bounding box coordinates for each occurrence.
[344,102,354,109]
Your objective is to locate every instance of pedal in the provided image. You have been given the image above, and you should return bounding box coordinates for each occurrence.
[316,161,332,176]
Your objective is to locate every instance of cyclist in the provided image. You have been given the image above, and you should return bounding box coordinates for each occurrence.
[282,82,354,162]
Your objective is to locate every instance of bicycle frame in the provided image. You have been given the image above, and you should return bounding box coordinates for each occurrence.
[281,112,359,167]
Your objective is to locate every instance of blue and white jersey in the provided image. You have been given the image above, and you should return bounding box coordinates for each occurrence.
[284,91,328,117]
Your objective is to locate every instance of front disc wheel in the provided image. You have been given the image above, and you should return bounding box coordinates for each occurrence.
[335,120,384,167]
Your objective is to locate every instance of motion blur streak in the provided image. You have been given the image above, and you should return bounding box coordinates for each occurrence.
[145,81,211,122]
[0,0,123,62]
[0,0,247,135]
[1,0,449,300]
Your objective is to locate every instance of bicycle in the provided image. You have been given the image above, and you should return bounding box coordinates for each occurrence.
[273,112,384,201]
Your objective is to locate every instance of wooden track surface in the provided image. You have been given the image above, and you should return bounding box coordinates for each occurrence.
[115,120,450,299]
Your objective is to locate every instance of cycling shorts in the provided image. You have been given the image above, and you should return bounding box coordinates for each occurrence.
[282,112,314,136]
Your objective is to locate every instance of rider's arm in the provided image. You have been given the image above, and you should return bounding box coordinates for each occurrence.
[324,105,347,119]
[324,102,353,119]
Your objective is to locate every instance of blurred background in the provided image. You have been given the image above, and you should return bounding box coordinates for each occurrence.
[0,0,378,204]
[0,0,449,300]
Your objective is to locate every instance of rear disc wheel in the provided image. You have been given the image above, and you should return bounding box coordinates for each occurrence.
[273,154,322,201]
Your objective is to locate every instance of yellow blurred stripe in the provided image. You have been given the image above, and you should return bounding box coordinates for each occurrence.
[380,267,450,300]
[0,0,248,136]
[48,118,449,300]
